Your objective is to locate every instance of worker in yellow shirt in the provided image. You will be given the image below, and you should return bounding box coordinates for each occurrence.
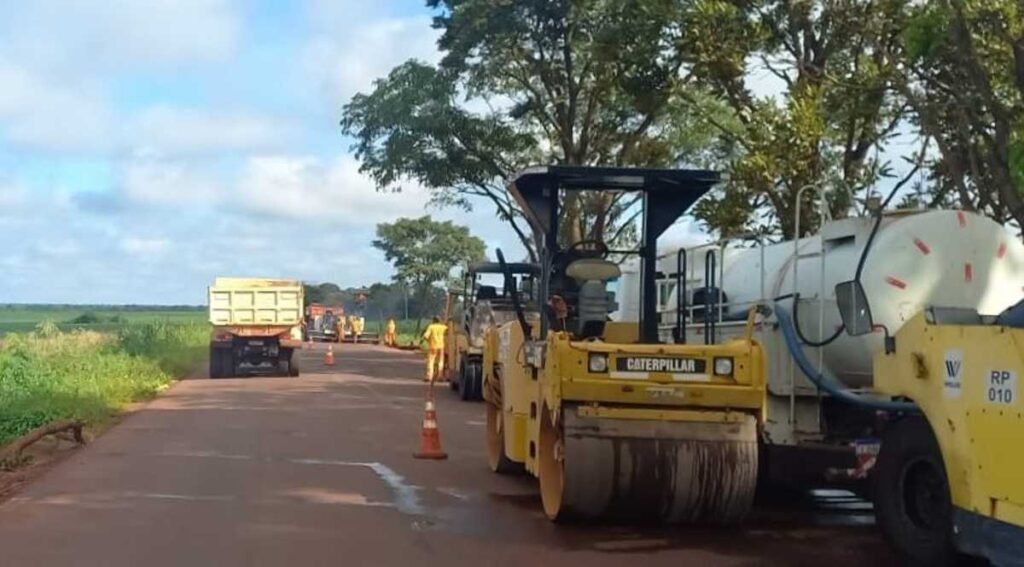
[384,319,397,346]
[421,316,448,383]
[352,316,364,342]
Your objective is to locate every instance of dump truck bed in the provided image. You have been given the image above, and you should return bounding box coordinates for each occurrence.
[208,278,303,327]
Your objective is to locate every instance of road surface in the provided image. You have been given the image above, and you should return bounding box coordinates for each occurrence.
[0,343,897,566]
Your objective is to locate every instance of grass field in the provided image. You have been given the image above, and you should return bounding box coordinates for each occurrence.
[0,307,205,336]
[0,309,209,449]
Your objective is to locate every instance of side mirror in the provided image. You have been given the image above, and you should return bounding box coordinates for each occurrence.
[835,280,874,336]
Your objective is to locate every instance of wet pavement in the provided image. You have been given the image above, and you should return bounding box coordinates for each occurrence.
[0,343,897,566]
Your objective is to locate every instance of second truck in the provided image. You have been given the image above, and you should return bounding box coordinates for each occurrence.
[208,277,304,378]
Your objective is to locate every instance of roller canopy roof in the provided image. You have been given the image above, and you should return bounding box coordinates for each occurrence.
[508,166,720,242]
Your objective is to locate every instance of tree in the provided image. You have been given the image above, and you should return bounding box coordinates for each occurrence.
[342,1,722,257]
[676,0,913,239]
[903,0,1024,231]
[372,216,486,327]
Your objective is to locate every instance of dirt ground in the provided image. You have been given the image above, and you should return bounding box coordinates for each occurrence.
[0,343,898,567]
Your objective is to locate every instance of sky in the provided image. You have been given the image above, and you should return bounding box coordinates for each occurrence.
[0,0,528,305]
[0,1,924,306]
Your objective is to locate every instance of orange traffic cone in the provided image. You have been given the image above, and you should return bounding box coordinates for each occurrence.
[413,398,448,460]
[325,344,335,366]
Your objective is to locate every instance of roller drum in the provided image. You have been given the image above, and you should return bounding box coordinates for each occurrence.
[540,406,758,524]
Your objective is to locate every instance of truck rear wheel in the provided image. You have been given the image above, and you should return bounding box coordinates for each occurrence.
[209,346,233,379]
[873,417,955,567]
[287,349,300,377]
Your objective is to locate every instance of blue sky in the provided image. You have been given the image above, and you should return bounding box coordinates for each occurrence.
[0,0,523,304]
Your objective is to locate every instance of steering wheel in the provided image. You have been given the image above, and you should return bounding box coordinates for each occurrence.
[565,239,609,258]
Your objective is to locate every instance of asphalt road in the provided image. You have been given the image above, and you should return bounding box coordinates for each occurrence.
[0,343,897,566]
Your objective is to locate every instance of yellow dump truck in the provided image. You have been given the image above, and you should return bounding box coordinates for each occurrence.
[836,283,1024,566]
[208,277,304,378]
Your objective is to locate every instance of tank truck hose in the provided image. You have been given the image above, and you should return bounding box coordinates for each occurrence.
[792,179,907,348]
[775,304,918,412]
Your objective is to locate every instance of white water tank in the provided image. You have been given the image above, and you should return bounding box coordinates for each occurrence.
[642,210,1024,388]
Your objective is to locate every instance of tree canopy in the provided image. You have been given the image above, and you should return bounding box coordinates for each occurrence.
[343,0,1024,244]
[902,0,1024,227]
[342,0,726,256]
[372,216,486,321]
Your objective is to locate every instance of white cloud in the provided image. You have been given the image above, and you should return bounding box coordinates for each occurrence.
[237,154,433,224]
[120,152,225,206]
[302,16,441,106]
[126,106,293,155]
[0,181,29,208]
[2,0,240,71]
[0,60,115,152]
[120,237,171,256]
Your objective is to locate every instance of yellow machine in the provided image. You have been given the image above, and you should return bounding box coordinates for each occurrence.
[835,283,1024,566]
[447,262,540,401]
[483,166,766,523]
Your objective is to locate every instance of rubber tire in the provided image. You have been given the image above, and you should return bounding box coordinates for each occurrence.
[210,347,233,379]
[450,356,462,392]
[460,360,482,401]
[873,417,955,567]
[288,349,300,377]
[209,345,222,378]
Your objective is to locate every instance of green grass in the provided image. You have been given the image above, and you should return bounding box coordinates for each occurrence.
[0,321,208,446]
[0,307,205,336]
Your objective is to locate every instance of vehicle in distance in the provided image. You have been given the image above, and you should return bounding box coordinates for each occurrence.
[208,277,304,378]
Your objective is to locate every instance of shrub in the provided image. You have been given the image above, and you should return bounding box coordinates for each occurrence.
[0,322,208,446]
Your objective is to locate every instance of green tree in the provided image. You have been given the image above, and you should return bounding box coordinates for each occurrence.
[341,0,723,257]
[903,0,1024,230]
[676,0,913,239]
[372,216,486,328]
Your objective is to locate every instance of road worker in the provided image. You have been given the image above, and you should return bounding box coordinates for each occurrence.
[420,316,448,383]
[384,319,397,346]
[352,316,364,341]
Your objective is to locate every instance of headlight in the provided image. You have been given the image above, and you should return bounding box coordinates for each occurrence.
[714,357,734,376]
[588,353,608,373]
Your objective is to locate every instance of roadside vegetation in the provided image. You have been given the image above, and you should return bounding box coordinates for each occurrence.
[0,305,205,336]
[0,321,208,447]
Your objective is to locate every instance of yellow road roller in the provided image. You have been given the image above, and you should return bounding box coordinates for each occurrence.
[483,166,766,523]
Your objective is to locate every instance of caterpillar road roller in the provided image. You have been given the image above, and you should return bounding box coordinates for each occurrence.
[448,261,540,401]
[483,166,765,523]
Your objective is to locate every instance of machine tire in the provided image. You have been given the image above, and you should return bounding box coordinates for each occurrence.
[450,356,462,392]
[873,417,955,567]
[288,349,300,377]
[460,360,483,401]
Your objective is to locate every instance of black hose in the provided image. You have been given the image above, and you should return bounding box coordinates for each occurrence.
[791,181,906,348]
[793,292,846,347]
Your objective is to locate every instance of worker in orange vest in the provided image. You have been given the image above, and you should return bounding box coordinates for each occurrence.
[420,316,448,383]
[384,319,397,346]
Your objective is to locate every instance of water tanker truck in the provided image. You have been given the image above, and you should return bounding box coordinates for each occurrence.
[208,277,304,378]
[616,206,1024,563]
